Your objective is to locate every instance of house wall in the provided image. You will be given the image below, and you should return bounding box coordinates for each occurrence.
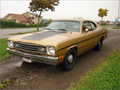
[23,12,42,24]
[34,17,42,24]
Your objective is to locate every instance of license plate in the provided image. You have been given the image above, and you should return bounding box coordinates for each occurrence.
[22,57,32,63]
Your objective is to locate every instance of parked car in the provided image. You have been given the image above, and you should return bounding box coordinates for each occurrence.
[117,22,120,26]
[7,19,108,70]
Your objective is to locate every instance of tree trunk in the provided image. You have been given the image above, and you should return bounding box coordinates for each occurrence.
[37,11,42,31]
[100,17,103,24]
[101,17,103,22]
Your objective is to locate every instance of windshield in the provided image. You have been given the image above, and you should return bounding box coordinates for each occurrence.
[46,21,80,32]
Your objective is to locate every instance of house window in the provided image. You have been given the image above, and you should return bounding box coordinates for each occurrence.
[29,17,34,19]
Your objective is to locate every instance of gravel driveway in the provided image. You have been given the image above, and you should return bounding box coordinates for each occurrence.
[0,29,120,90]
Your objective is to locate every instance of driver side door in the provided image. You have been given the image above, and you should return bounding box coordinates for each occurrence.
[77,21,97,54]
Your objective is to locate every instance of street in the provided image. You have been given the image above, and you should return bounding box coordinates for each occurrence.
[0,28,43,39]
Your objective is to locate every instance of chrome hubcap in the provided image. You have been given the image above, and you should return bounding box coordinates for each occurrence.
[99,42,101,45]
[68,54,73,63]
[99,41,102,47]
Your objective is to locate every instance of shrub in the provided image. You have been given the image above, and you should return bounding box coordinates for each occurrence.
[0,20,44,28]
[0,20,27,28]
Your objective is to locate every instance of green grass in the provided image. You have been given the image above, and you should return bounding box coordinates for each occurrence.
[112,26,120,29]
[101,24,115,28]
[0,78,11,89]
[9,30,38,35]
[69,50,120,90]
[0,38,11,60]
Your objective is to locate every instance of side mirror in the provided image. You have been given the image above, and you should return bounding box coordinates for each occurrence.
[85,28,89,33]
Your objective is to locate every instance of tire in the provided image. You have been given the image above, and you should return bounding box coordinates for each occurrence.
[96,38,103,51]
[62,48,77,71]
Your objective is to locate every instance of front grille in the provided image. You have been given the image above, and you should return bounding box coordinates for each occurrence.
[14,42,46,53]
[19,43,38,52]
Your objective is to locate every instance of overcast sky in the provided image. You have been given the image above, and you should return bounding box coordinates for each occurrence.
[0,0,120,21]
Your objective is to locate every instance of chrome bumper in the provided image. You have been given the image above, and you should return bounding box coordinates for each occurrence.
[7,48,59,65]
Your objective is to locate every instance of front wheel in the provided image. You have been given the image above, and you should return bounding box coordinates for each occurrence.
[62,48,77,71]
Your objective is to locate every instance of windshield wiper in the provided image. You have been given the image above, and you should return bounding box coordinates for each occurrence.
[58,29,68,32]
[58,29,72,33]
[45,28,52,30]
[45,28,69,32]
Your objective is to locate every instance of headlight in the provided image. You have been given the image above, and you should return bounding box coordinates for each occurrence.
[47,46,55,55]
[8,40,14,48]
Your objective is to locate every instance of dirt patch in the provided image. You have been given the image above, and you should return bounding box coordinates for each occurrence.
[0,29,120,90]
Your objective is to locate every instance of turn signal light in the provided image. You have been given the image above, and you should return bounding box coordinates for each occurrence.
[59,55,64,59]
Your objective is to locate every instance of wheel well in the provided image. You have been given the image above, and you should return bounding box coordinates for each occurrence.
[100,36,104,41]
[68,47,78,53]
[74,47,78,52]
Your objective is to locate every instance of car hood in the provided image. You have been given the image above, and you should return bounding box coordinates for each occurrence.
[8,30,79,46]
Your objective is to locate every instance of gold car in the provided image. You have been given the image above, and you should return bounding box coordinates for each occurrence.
[7,19,108,70]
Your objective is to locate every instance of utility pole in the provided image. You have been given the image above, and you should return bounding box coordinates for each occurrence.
[118,0,120,21]
[117,0,120,26]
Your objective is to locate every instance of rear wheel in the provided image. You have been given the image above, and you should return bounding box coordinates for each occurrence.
[96,38,103,51]
[62,48,77,71]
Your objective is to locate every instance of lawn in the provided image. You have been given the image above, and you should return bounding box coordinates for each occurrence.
[101,24,115,28]
[0,38,11,60]
[112,26,120,29]
[69,50,120,90]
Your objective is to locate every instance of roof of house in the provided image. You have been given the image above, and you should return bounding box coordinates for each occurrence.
[22,12,39,17]
[4,13,28,22]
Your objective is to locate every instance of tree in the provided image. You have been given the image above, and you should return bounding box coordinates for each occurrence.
[98,8,109,21]
[29,0,59,31]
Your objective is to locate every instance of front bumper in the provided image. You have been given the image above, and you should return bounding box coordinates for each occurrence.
[7,48,59,65]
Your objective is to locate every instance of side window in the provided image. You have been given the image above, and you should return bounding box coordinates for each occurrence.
[83,22,92,31]
[90,22,96,30]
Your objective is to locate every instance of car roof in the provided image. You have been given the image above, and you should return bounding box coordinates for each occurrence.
[54,18,92,22]
[54,18,100,28]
